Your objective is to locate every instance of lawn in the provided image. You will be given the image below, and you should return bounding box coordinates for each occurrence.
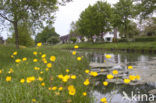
[0,44,91,103]
[52,42,156,51]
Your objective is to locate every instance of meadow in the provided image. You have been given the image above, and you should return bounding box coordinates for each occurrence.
[0,44,91,103]
[0,44,141,103]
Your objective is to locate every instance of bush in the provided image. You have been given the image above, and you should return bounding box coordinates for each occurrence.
[118,38,128,42]
[47,36,60,44]
[70,37,77,43]
[135,36,156,42]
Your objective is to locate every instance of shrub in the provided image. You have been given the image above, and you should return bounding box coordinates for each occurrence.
[118,38,128,42]
[70,37,77,43]
[47,36,60,44]
[135,36,156,42]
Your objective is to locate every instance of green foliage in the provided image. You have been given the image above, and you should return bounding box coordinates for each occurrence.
[0,0,70,48]
[113,0,134,39]
[134,0,156,19]
[35,26,59,43]
[47,36,60,45]
[118,38,128,42]
[77,1,113,38]
[6,24,34,47]
[135,36,156,42]
[144,17,156,36]
[70,37,77,43]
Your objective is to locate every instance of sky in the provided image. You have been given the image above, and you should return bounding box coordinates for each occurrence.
[54,0,119,36]
[0,0,119,39]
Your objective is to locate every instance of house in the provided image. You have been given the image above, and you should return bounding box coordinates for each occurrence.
[103,29,120,42]
[60,35,70,44]
[0,36,4,44]
[60,34,87,43]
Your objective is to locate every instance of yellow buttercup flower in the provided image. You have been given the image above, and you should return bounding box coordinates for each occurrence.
[47,63,52,68]
[58,87,63,91]
[33,59,38,62]
[128,66,133,69]
[40,71,43,74]
[136,75,140,80]
[74,45,79,49]
[13,51,17,55]
[20,79,25,83]
[50,56,56,62]
[52,86,57,91]
[85,69,90,74]
[22,57,27,61]
[112,70,118,75]
[90,71,98,77]
[26,76,35,83]
[37,42,42,47]
[8,68,14,74]
[32,99,36,102]
[101,97,107,103]
[66,69,69,73]
[58,74,63,79]
[72,51,76,55]
[45,68,49,71]
[62,75,70,82]
[105,55,111,59]
[11,55,14,58]
[6,76,11,82]
[83,79,90,86]
[83,92,87,96]
[77,57,82,61]
[129,75,136,81]
[0,69,2,74]
[41,54,46,58]
[71,75,76,79]
[103,81,108,86]
[34,67,40,70]
[124,79,131,84]
[33,51,37,56]
[48,87,52,90]
[68,85,76,96]
[41,82,45,86]
[107,74,114,79]
[38,77,43,81]
[15,59,21,63]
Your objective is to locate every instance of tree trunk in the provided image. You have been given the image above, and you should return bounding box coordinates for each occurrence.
[13,21,19,48]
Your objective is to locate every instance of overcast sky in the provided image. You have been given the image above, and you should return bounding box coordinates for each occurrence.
[54,0,119,36]
[0,0,119,39]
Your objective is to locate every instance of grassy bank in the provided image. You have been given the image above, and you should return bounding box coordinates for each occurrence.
[0,45,91,103]
[53,42,156,51]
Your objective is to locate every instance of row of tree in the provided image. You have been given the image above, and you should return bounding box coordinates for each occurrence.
[70,0,156,40]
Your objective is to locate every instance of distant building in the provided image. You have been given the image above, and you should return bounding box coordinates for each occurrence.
[60,34,70,43]
[103,29,120,42]
[101,29,119,42]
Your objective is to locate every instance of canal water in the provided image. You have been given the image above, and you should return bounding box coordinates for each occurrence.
[79,50,156,103]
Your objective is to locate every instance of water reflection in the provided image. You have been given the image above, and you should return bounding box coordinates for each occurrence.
[81,51,156,103]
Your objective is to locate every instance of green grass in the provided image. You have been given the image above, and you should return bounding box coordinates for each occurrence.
[0,45,91,103]
[52,42,156,51]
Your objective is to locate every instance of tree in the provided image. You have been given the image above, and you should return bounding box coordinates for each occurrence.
[47,36,60,45]
[113,0,134,39]
[77,1,113,40]
[0,0,70,48]
[6,23,34,47]
[134,0,156,19]
[144,17,156,36]
[35,26,59,43]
